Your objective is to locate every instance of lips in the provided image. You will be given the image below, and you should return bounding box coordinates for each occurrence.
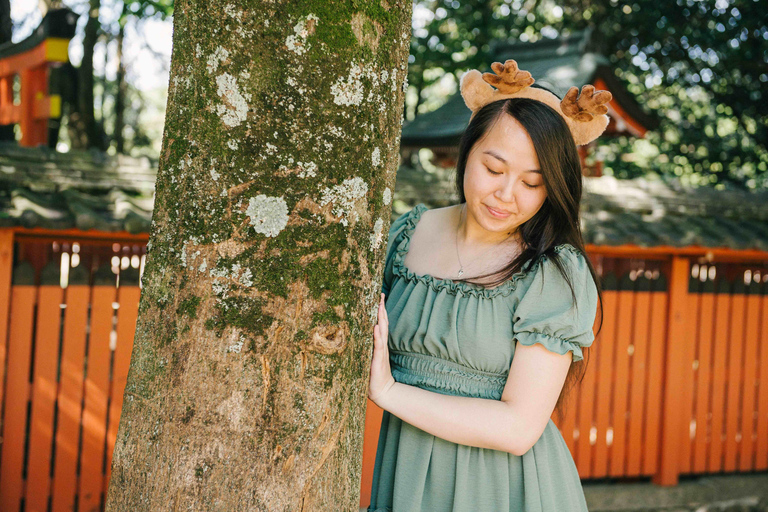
[485,205,512,218]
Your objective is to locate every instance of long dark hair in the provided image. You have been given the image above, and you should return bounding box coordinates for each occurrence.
[453,86,605,420]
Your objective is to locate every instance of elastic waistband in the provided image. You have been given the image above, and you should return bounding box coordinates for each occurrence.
[389,350,507,400]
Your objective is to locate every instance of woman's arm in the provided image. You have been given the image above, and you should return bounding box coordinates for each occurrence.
[369,294,573,456]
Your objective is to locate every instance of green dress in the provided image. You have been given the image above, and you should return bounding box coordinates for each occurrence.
[368,203,598,512]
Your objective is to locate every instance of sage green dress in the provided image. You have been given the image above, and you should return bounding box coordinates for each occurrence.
[368,203,598,512]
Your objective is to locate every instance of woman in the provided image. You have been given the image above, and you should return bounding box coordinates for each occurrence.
[367,60,609,511]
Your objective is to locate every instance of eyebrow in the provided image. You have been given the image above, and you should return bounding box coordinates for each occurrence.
[482,150,541,173]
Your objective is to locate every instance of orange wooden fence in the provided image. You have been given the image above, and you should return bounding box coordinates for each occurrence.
[0,233,145,512]
[0,233,767,511]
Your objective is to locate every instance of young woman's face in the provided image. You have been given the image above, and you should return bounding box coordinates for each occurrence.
[463,114,548,238]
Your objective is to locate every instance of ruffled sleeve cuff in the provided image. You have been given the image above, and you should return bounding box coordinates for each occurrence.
[514,329,593,362]
[511,244,598,363]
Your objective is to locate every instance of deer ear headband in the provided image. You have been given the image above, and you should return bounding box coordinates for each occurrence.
[460,59,613,146]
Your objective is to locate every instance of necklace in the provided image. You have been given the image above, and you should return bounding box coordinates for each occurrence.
[454,204,518,278]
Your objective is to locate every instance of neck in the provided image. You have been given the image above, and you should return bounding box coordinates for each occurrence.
[457,204,519,247]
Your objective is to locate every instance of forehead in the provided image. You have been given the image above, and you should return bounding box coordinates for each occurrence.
[474,114,539,167]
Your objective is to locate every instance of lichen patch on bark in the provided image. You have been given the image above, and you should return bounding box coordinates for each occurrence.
[246,195,289,237]
[318,177,369,227]
[215,73,251,127]
[285,14,319,55]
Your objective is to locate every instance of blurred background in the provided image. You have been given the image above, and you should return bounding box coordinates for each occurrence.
[6,0,172,157]
[4,0,767,188]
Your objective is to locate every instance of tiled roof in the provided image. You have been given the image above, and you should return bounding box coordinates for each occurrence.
[3,142,765,251]
[581,175,768,250]
[401,29,658,148]
[0,7,77,59]
[0,143,154,233]
[392,161,768,251]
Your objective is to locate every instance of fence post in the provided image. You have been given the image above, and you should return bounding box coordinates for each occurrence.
[653,255,690,486]
[0,230,13,429]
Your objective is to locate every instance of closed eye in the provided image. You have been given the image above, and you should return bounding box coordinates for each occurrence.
[487,167,540,188]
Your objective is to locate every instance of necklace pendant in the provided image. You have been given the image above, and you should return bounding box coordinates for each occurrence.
[457,268,464,277]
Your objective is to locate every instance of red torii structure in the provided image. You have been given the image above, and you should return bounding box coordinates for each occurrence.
[0,8,77,147]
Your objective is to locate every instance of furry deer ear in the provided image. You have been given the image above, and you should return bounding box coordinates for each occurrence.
[561,85,613,123]
[460,70,495,112]
[482,59,535,94]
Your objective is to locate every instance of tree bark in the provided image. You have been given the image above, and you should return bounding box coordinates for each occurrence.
[104,1,411,510]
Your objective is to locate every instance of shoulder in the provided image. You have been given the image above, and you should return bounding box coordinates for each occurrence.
[514,243,595,304]
[388,202,459,237]
[531,243,590,276]
[410,204,459,238]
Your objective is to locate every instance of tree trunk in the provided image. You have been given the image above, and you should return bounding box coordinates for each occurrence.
[78,0,99,148]
[104,1,411,510]
[114,21,126,153]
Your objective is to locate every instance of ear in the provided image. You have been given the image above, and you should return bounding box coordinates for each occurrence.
[460,69,495,113]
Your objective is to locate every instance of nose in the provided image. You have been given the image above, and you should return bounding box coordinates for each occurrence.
[494,175,517,205]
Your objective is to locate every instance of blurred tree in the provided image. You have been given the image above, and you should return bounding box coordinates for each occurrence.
[37,0,64,15]
[408,0,767,189]
[407,0,560,119]
[112,0,173,153]
[72,0,101,149]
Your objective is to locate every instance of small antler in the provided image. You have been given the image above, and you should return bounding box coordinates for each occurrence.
[482,59,534,94]
[561,85,612,122]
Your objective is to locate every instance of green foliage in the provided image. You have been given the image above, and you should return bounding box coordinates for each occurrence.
[119,0,173,23]
[575,0,767,188]
[408,0,767,189]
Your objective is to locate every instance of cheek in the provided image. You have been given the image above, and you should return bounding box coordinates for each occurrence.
[463,170,479,196]
[464,167,491,195]
[521,191,547,213]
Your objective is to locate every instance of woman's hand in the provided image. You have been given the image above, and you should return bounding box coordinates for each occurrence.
[369,293,396,407]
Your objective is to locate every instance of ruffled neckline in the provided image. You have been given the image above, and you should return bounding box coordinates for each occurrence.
[392,203,579,298]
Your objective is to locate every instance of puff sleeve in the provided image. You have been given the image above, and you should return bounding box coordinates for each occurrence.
[511,246,598,362]
[380,209,413,297]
